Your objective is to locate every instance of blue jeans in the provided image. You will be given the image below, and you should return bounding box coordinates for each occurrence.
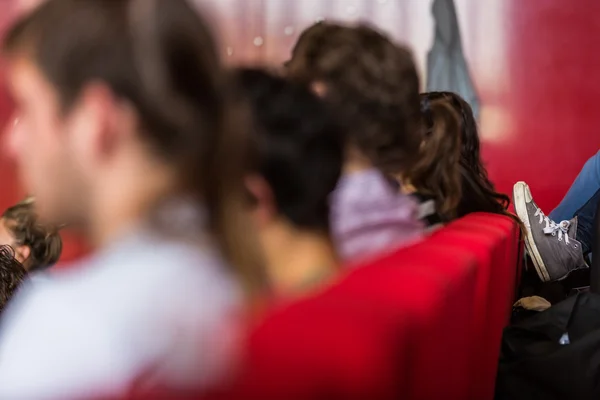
[572,189,600,255]
[551,150,600,221]
[550,151,600,255]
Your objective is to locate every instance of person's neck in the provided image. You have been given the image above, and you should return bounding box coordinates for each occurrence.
[343,146,374,174]
[263,222,339,298]
[88,155,178,248]
[399,178,416,194]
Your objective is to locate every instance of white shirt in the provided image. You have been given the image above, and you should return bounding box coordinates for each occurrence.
[27,270,53,284]
[0,226,242,399]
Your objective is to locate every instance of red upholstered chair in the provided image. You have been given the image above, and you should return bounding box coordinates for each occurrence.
[230,289,410,400]
[352,242,477,400]
[430,213,520,399]
[233,239,478,400]
[460,213,523,297]
[122,213,520,400]
[451,215,520,345]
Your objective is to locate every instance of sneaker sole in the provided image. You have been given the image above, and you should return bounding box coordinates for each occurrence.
[513,181,551,282]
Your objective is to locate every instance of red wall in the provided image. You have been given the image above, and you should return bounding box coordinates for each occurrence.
[1,0,600,262]
[0,3,20,212]
[499,0,600,211]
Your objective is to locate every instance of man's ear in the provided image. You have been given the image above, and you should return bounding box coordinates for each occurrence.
[245,174,277,227]
[70,82,132,163]
[13,244,31,269]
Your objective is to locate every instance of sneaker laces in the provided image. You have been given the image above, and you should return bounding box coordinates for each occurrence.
[534,208,571,244]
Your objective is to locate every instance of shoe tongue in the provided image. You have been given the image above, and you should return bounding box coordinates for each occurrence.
[567,216,578,239]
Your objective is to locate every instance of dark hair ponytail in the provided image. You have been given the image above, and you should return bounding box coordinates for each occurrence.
[409,96,463,221]
[421,91,524,230]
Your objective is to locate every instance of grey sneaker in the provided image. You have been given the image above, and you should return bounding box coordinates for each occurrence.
[513,181,586,282]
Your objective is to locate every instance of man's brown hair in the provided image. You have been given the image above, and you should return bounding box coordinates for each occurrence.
[286,22,423,176]
[2,199,63,271]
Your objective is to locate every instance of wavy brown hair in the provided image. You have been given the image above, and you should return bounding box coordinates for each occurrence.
[286,22,422,176]
[420,92,521,226]
[412,96,463,221]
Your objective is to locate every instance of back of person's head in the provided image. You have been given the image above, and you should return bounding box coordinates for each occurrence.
[1,198,62,271]
[3,0,262,295]
[426,92,481,178]
[286,21,422,177]
[235,68,344,233]
[413,92,463,221]
[420,91,517,223]
[0,246,27,315]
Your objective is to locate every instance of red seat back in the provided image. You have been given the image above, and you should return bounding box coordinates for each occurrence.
[431,213,520,399]
[226,238,479,399]
[232,290,409,400]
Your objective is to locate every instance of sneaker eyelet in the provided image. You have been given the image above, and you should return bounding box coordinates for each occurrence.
[558,237,562,241]
[552,232,557,237]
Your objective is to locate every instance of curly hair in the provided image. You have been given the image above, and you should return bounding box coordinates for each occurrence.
[2,199,63,271]
[286,22,422,176]
[0,246,27,315]
[234,67,344,233]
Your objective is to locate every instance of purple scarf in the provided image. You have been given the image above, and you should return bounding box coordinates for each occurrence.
[330,169,424,263]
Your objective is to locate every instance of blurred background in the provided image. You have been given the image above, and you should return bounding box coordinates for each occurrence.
[2,0,600,263]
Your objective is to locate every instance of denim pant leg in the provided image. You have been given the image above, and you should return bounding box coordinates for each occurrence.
[550,150,600,222]
[573,188,600,255]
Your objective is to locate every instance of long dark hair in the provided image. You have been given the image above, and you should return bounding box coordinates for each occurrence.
[3,0,264,296]
[411,94,462,221]
[420,91,521,225]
